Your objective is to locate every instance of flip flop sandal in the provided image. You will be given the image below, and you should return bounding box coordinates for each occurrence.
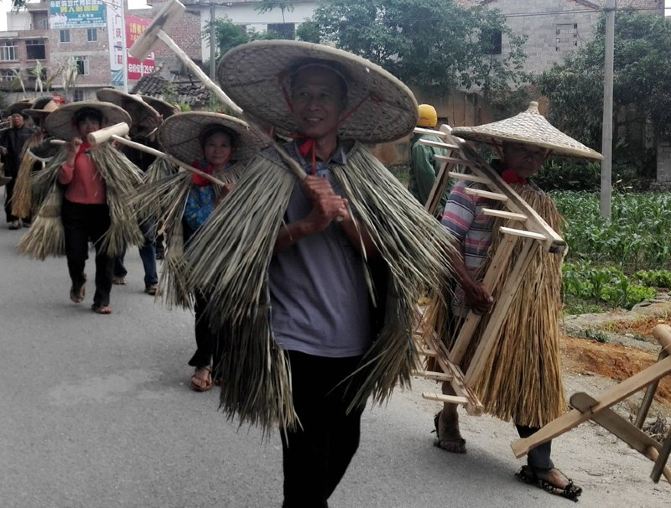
[516,465,582,502]
[190,367,213,392]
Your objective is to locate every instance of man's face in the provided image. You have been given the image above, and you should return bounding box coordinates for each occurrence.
[11,113,24,128]
[290,67,346,140]
[503,143,548,177]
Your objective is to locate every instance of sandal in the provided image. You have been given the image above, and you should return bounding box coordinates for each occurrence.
[69,274,87,304]
[516,465,582,502]
[91,304,112,315]
[190,367,213,392]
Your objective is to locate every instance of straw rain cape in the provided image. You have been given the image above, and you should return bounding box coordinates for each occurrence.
[11,132,48,219]
[185,142,459,430]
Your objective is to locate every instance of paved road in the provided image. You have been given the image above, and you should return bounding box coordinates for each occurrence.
[0,221,668,507]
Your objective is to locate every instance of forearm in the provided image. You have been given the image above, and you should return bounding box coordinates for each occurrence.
[274,220,316,253]
[58,162,74,185]
[340,218,378,258]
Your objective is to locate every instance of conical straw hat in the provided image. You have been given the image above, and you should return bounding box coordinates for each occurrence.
[24,96,61,119]
[140,95,179,119]
[96,88,161,132]
[45,101,132,141]
[158,112,266,166]
[217,40,418,144]
[452,102,602,160]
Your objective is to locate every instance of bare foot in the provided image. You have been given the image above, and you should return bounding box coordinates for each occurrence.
[535,468,572,490]
[190,367,213,392]
[434,410,467,454]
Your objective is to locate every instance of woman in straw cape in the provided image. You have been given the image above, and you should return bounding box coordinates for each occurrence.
[37,102,144,314]
[10,96,63,225]
[95,89,163,294]
[432,102,602,501]
[154,112,264,392]
[185,40,458,506]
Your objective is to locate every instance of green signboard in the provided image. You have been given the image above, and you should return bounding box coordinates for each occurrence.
[49,0,107,29]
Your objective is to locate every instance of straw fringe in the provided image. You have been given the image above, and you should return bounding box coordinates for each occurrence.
[185,143,458,431]
[11,133,46,219]
[428,185,565,428]
[89,144,144,257]
[18,184,65,259]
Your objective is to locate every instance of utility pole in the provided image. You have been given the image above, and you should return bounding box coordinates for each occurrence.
[600,0,616,219]
[209,3,217,79]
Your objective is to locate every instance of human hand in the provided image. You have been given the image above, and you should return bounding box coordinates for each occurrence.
[302,175,348,233]
[66,137,83,158]
[464,282,494,315]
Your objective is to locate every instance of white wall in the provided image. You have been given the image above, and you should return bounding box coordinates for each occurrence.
[199,2,318,62]
[6,11,31,31]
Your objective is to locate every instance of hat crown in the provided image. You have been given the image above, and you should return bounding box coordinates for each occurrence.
[527,101,540,115]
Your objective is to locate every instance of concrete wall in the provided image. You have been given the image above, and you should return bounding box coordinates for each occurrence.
[657,140,671,183]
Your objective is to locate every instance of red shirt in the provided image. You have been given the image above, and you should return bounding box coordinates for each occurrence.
[58,144,106,204]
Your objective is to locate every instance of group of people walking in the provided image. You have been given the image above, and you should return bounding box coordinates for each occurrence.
[0,39,605,505]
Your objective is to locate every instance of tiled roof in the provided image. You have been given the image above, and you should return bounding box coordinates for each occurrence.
[131,74,211,107]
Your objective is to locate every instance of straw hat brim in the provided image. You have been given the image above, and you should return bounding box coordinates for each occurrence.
[452,103,602,161]
[158,112,266,166]
[24,100,60,118]
[140,95,179,119]
[217,40,418,144]
[7,100,34,115]
[44,102,132,141]
[96,89,161,131]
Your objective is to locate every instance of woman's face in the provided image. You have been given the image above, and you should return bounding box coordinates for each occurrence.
[76,117,101,138]
[203,131,233,168]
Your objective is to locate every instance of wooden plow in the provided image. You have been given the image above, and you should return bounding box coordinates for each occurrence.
[411,124,566,416]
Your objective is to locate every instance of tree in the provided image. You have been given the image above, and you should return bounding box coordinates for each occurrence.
[256,1,295,23]
[537,10,671,175]
[309,0,527,104]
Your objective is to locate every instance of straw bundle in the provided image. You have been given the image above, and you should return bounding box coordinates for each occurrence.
[432,184,565,428]
[89,144,145,256]
[11,133,46,219]
[185,143,458,430]
[31,150,67,211]
[18,184,64,259]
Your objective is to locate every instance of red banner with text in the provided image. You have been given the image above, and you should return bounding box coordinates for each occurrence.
[126,15,155,81]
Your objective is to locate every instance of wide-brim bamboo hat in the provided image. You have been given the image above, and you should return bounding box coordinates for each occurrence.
[6,100,33,116]
[45,101,132,141]
[158,112,266,166]
[24,96,61,119]
[96,88,161,132]
[140,95,179,119]
[452,102,602,160]
[217,40,418,144]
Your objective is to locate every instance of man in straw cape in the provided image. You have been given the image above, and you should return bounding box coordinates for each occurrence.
[184,40,458,506]
[26,101,145,314]
[432,102,602,502]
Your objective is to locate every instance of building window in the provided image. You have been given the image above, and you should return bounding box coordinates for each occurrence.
[556,23,579,52]
[482,28,502,55]
[87,28,97,42]
[74,56,89,75]
[31,12,48,30]
[0,69,16,82]
[60,30,70,43]
[0,41,17,62]
[73,89,85,102]
[26,39,46,60]
[267,23,295,40]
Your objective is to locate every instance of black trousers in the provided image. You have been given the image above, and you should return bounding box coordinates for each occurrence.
[61,200,113,307]
[281,351,365,508]
[517,424,554,470]
[4,178,17,222]
[187,291,222,373]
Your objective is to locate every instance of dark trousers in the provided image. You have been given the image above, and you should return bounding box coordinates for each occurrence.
[516,424,554,470]
[113,218,158,286]
[62,200,113,307]
[187,291,221,373]
[4,178,17,222]
[281,351,365,508]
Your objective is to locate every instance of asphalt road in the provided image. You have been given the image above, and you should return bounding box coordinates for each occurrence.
[0,219,668,507]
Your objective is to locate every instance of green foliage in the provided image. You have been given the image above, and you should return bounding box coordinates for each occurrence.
[296,20,321,43]
[537,11,671,175]
[634,269,671,289]
[554,191,671,271]
[309,0,528,100]
[204,17,291,63]
[256,1,295,22]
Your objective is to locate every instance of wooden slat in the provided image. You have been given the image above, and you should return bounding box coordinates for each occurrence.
[447,171,491,184]
[413,127,448,138]
[482,209,527,222]
[651,431,671,483]
[434,155,475,167]
[500,227,547,241]
[412,370,453,382]
[418,139,460,150]
[418,348,437,357]
[511,354,671,458]
[464,188,508,202]
[422,392,469,405]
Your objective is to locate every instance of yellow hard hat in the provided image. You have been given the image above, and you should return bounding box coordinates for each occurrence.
[417,104,438,128]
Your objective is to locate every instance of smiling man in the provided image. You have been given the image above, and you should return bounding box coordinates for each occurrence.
[185,40,460,507]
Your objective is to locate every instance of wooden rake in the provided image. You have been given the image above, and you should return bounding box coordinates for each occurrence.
[411,125,565,415]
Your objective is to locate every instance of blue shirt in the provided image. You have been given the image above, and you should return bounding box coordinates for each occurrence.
[268,141,373,358]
